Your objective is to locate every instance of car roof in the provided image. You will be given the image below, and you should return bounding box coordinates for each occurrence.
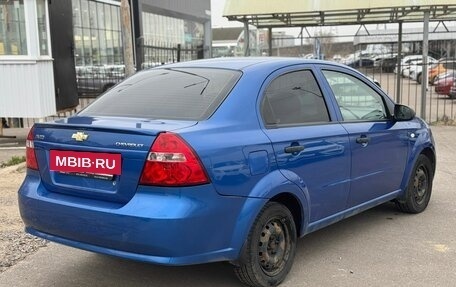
[155,57,344,71]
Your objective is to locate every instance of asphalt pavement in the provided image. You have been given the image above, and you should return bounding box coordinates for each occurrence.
[0,126,455,287]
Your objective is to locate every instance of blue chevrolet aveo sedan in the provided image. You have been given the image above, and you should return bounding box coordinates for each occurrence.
[19,58,435,287]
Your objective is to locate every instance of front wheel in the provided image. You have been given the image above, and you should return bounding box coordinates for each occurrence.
[396,154,434,213]
[234,202,297,287]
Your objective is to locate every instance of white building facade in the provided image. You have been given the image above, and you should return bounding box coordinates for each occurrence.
[0,0,56,118]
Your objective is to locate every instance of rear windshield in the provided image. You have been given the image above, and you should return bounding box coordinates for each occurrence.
[79,68,241,120]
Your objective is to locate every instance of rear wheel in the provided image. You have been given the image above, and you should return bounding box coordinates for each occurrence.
[396,154,434,213]
[234,202,297,287]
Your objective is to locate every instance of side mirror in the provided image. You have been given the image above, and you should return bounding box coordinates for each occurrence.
[394,104,415,121]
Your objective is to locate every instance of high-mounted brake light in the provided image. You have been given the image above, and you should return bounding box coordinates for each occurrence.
[26,127,38,170]
[140,132,209,186]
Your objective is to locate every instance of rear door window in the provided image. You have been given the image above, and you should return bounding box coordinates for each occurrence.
[79,68,241,120]
[261,70,330,127]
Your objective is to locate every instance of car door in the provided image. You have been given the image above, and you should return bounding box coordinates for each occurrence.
[320,68,410,208]
[260,67,351,223]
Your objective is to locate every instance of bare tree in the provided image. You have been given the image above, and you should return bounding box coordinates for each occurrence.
[314,28,337,59]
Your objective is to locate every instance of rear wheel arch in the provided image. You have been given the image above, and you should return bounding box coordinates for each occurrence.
[270,193,303,237]
[234,201,297,287]
[420,147,436,175]
[230,177,309,263]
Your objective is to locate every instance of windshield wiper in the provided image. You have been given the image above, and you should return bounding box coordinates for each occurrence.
[167,68,210,95]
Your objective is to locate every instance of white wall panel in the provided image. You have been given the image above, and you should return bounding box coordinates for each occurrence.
[0,60,56,118]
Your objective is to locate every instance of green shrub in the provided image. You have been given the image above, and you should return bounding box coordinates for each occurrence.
[0,156,26,168]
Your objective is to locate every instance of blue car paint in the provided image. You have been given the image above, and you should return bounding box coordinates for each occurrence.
[341,121,409,207]
[397,120,436,200]
[18,58,436,266]
[20,169,267,265]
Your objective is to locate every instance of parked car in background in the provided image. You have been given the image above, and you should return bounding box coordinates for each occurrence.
[407,58,439,84]
[433,69,455,96]
[346,58,374,68]
[76,65,125,97]
[375,55,399,73]
[434,59,456,84]
[434,69,456,84]
[394,55,436,76]
[449,79,456,99]
[428,61,447,84]
[19,58,436,287]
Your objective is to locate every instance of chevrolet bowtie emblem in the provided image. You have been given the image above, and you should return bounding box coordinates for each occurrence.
[72,132,89,142]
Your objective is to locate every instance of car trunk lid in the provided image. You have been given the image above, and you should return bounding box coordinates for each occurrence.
[32,116,197,204]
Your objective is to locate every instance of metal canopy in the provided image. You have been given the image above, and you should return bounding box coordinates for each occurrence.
[223,0,456,122]
[223,0,456,27]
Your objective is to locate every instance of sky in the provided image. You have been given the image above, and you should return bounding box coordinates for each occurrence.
[210,0,240,28]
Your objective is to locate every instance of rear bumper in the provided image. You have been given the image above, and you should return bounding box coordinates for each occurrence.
[19,171,266,265]
[435,85,451,95]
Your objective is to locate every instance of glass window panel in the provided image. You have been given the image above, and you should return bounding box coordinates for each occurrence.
[104,4,112,30]
[80,0,89,28]
[113,31,122,64]
[72,0,81,27]
[82,28,92,65]
[89,1,98,29]
[36,0,49,55]
[0,0,27,55]
[262,70,330,126]
[91,29,100,65]
[99,28,107,65]
[111,5,119,31]
[145,12,150,38]
[97,2,105,30]
[106,30,114,64]
[159,15,164,43]
[80,68,242,121]
[73,2,123,67]
[73,27,84,66]
[322,70,387,121]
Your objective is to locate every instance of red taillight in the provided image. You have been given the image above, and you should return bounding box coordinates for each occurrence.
[140,132,209,186]
[26,127,38,170]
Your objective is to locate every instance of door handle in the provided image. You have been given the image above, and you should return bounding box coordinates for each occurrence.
[284,145,305,154]
[356,136,370,146]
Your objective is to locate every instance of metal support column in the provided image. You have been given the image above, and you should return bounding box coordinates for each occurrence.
[203,20,212,58]
[268,27,273,56]
[244,22,250,56]
[395,21,403,103]
[420,11,430,121]
[120,0,135,77]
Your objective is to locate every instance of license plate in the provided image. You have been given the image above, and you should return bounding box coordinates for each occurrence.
[57,171,114,181]
[50,150,121,175]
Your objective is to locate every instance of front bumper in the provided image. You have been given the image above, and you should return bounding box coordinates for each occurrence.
[19,171,266,265]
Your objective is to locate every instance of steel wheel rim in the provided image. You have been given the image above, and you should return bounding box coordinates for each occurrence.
[413,165,428,205]
[257,217,291,276]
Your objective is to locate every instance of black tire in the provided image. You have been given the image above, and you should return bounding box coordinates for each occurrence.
[396,154,434,213]
[417,73,422,84]
[234,202,297,287]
